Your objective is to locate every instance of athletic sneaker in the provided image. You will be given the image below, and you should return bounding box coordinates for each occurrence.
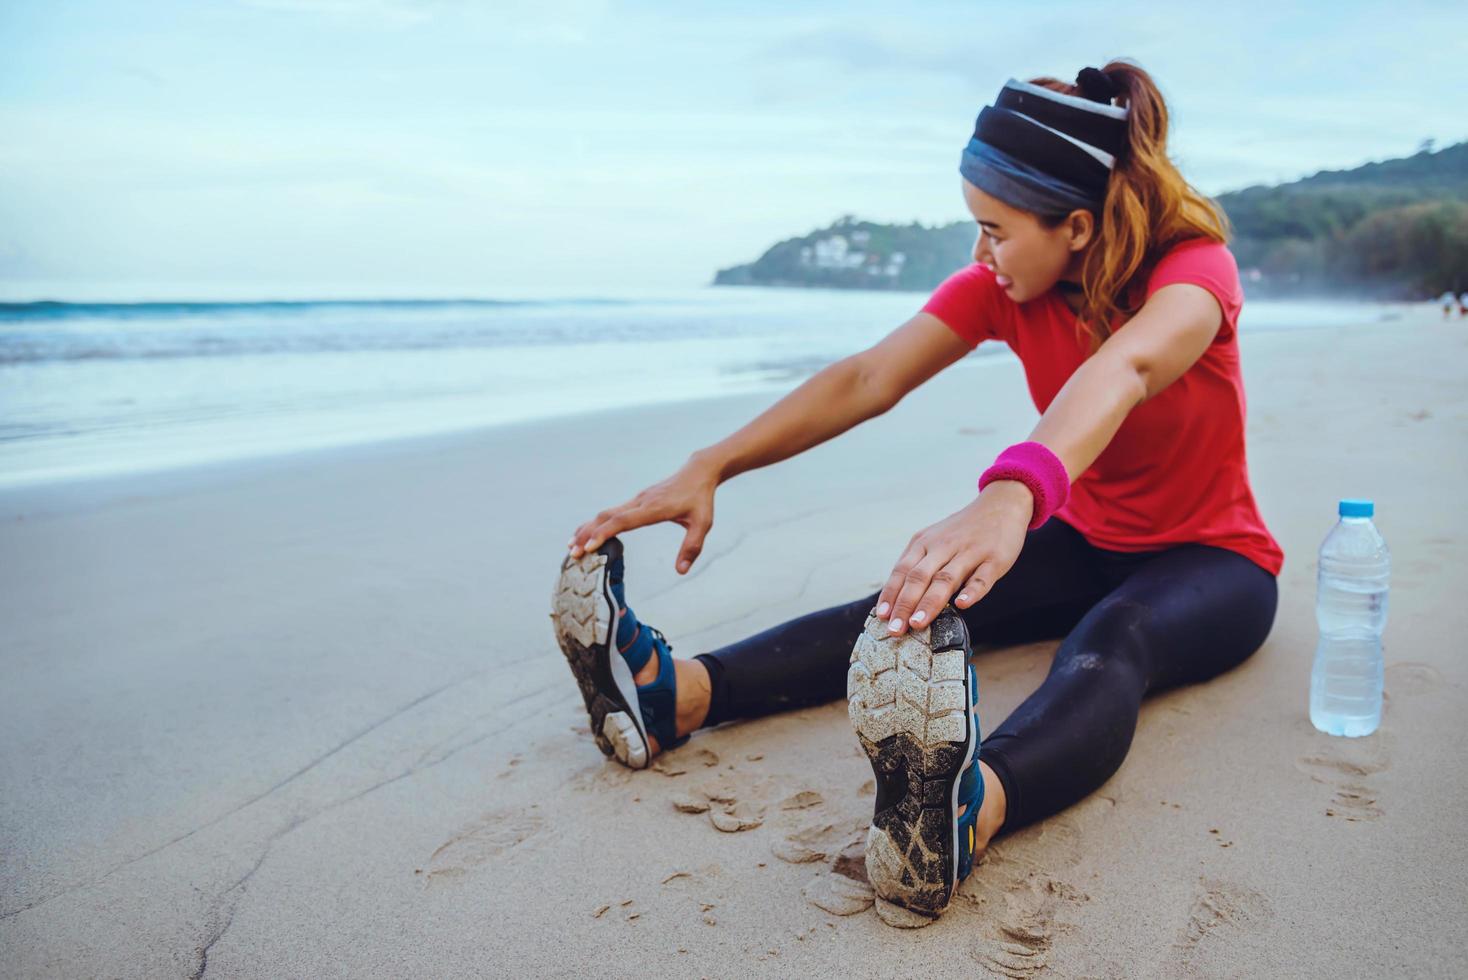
[847,604,984,918]
[551,537,686,769]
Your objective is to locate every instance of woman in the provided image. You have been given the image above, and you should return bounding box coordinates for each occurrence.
[551,60,1282,922]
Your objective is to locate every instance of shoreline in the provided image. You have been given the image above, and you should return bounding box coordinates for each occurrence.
[0,299,1427,496]
[0,354,1007,507]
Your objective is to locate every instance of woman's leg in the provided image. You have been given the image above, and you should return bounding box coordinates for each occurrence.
[979,544,1279,836]
[694,518,1110,728]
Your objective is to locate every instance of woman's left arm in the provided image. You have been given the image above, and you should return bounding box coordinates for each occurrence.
[877,283,1225,636]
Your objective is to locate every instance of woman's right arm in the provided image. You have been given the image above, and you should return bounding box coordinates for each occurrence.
[569,312,973,573]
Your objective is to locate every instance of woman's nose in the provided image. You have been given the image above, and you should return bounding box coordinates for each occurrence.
[972,233,990,265]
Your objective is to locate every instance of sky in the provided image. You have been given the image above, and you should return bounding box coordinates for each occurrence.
[1,0,1465,299]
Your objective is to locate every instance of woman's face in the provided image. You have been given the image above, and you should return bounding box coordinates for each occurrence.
[963,180,1092,303]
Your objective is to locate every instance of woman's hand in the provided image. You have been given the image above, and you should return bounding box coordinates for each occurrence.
[567,454,721,575]
[875,481,1035,635]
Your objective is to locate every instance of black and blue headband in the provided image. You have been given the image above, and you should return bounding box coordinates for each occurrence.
[960,71,1130,216]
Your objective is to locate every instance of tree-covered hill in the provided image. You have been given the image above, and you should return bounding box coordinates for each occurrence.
[713,141,1468,298]
[1221,141,1468,295]
[712,216,974,292]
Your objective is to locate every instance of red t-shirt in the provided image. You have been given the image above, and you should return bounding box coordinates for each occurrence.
[921,239,1284,576]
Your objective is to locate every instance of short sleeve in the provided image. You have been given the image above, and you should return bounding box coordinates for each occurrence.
[920,263,1014,349]
[1145,240,1243,344]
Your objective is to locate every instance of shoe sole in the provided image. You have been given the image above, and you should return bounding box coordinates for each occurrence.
[550,538,651,769]
[847,607,976,918]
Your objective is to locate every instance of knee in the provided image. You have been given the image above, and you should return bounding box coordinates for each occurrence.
[1051,644,1147,698]
[1062,595,1155,674]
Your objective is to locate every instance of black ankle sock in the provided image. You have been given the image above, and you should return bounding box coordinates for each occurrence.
[693,653,731,729]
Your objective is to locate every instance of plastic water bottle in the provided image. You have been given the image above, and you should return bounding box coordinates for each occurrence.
[1309,499,1390,737]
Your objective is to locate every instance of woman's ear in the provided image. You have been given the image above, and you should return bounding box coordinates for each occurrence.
[1065,209,1095,252]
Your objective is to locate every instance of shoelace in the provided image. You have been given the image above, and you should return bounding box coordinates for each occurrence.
[646,625,674,654]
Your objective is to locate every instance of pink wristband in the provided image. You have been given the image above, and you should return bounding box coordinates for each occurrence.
[978,441,1070,530]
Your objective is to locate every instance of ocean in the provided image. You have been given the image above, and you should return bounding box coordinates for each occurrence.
[0,288,1414,488]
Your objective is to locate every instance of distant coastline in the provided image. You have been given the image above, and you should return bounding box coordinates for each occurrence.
[715,141,1468,299]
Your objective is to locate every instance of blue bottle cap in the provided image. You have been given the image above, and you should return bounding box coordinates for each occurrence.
[1339,499,1374,518]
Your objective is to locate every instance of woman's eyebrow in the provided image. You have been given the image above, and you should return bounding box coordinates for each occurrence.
[977,220,1003,230]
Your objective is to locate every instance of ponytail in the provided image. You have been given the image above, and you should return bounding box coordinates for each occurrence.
[1029,60,1231,353]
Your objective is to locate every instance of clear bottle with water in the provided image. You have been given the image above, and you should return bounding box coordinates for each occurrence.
[1309,499,1390,737]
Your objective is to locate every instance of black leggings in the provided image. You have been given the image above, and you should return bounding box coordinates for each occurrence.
[693,518,1278,835]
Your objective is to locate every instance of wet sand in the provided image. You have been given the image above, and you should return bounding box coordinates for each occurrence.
[2,306,1465,977]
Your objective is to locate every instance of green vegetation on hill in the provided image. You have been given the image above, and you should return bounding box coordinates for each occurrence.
[713,216,974,292]
[1223,141,1468,295]
[713,141,1468,298]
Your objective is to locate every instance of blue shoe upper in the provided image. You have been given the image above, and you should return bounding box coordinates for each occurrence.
[633,626,688,752]
[605,550,655,674]
[604,544,686,752]
[955,662,984,881]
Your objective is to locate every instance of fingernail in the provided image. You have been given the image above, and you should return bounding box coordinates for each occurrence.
[877,602,890,616]
[910,610,926,625]
[677,560,689,573]
[958,592,969,603]
[888,618,904,633]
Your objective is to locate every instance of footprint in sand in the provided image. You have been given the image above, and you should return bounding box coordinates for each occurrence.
[1171,877,1273,970]
[969,876,1062,977]
[957,819,1093,970]
[1326,785,1384,822]
[423,810,545,885]
[771,815,869,865]
[1384,661,1444,698]
[1297,734,1392,823]
[975,817,1085,880]
[652,747,720,777]
[1295,729,1393,783]
[771,820,838,864]
[568,761,636,792]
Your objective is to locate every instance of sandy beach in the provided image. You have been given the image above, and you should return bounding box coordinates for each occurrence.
[2,307,1466,978]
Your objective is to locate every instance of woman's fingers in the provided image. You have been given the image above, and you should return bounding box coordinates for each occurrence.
[885,549,956,635]
[676,514,711,574]
[567,465,718,563]
[908,556,979,628]
[571,506,636,557]
[874,544,924,621]
[953,560,998,610]
[568,518,600,554]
